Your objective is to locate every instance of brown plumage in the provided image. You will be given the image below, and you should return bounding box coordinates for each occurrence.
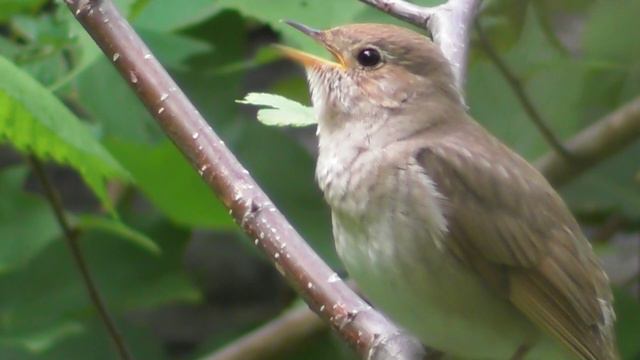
[415,118,617,359]
[280,22,618,359]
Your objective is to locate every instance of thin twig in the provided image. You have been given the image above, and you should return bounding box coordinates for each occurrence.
[28,156,133,360]
[205,305,325,360]
[359,0,481,93]
[474,20,572,159]
[535,95,640,186]
[62,1,428,359]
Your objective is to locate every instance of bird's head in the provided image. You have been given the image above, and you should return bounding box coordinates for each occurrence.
[278,21,462,128]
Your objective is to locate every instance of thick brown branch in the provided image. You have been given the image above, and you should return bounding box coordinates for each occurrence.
[536,95,640,187]
[474,21,572,160]
[28,156,133,360]
[359,0,481,92]
[63,1,427,359]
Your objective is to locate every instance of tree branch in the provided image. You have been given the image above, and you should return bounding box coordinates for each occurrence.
[474,20,572,160]
[205,305,325,360]
[359,0,481,93]
[536,95,640,187]
[28,156,133,360]
[63,1,428,359]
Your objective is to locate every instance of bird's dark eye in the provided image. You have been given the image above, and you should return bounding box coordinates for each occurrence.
[356,48,382,68]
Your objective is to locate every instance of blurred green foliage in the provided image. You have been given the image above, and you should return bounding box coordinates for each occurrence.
[0,0,638,359]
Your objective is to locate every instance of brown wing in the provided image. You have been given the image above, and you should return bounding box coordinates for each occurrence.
[414,120,617,360]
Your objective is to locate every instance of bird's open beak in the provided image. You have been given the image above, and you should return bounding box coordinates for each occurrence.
[275,20,344,69]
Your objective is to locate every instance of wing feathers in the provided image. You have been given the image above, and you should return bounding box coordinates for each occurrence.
[414,120,617,359]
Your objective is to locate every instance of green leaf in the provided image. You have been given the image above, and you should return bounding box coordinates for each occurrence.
[75,215,160,255]
[129,0,152,19]
[613,289,640,359]
[0,166,59,274]
[238,92,316,127]
[0,0,47,22]
[139,28,214,71]
[47,14,103,92]
[0,322,83,354]
[106,139,235,230]
[476,0,530,52]
[73,58,164,144]
[218,0,438,57]
[582,0,640,104]
[216,0,439,78]
[583,0,640,66]
[0,216,196,355]
[0,316,167,360]
[0,55,129,210]
[133,0,222,31]
[468,9,585,159]
[561,143,640,218]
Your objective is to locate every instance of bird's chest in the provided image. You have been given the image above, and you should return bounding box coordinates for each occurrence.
[316,143,388,218]
[315,140,536,358]
[316,140,451,284]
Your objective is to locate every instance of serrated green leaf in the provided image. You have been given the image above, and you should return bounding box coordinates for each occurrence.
[0,55,129,210]
[75,215,160,255]
[238,92,316,127]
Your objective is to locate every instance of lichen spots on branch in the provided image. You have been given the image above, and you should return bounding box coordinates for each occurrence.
[328,272,341,283]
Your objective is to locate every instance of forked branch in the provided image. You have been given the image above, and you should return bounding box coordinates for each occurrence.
[359,0,481,92]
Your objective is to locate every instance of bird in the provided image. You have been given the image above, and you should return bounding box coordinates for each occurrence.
[277,21,618,360]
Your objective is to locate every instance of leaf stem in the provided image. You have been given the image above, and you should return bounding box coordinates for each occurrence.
[28,155,133,360]
[474,20,573,160]
[535,95,640,186]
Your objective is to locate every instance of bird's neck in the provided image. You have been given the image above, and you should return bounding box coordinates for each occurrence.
[316,95,465,155]
[315,96,465,212]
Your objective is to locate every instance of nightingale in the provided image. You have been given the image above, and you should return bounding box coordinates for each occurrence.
[278,21,618,360]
